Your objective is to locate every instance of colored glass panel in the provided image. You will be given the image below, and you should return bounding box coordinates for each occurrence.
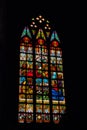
[18,15,66,124]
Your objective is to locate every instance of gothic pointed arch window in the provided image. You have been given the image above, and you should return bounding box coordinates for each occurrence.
[18,15,66,124]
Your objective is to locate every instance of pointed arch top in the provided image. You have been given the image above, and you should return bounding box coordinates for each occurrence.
[36,29,46,41]
[50,31,60,42]
[21,26,32,38]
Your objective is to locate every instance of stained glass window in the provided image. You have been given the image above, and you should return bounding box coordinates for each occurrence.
[18,15,66,124]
